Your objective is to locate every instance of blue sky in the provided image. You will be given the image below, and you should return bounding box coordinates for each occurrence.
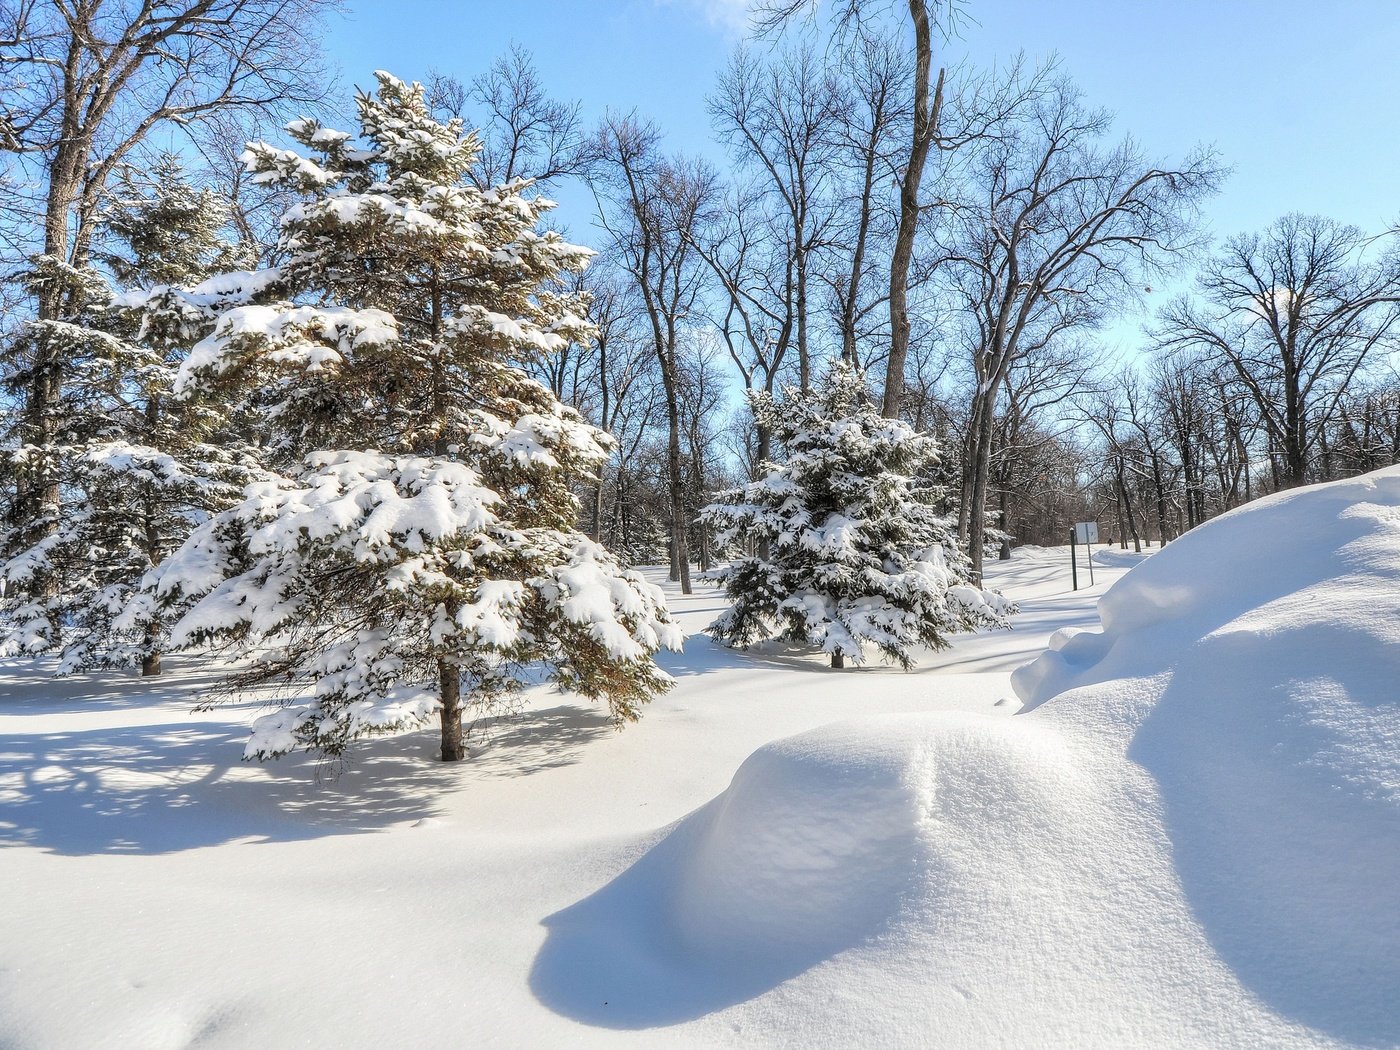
[322,0,1400,351]
[324,0,1400,234]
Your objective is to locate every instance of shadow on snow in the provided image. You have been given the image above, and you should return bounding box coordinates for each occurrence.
[0,673,618,856]
[0,718,451,855]
[1128,622,1400,1047]
[528,794,905,1030]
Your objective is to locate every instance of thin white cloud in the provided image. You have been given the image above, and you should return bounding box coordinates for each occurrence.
[659,0,756,35]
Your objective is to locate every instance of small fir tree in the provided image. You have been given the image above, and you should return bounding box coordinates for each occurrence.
[0,160,262,673]
[144,73,681,762]
[703,363,1012,668]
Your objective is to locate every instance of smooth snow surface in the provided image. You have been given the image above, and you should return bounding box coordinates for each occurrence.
[1015,468,1400,1045]
[3,473,1398,1047]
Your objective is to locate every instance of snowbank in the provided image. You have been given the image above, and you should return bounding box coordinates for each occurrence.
[1014,466,1400,1043]
[1090,544,1154,568]
[533,706,1321,1044]
[532,713,1134,1033]
[537,467,1400,1046]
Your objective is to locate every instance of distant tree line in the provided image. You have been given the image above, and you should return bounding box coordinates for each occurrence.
[4,0,1399,632]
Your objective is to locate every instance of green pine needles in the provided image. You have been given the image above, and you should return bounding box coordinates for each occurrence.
[704,362,1012,669]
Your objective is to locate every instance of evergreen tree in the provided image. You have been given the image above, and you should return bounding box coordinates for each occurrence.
[144,73,680,762]
[703,363,1012,668]
[0,160,261,674]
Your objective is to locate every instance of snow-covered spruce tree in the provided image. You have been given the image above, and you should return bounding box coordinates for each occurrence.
[702,363,1012,669]
[144,73,681,762]
[0,256,115,661]
[0,161,262,674]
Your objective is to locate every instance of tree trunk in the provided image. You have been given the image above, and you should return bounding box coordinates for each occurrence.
[841,131,878,366]
[438,656,465,762]
[142,651,162,677]
[966,403,996,583]
[590,481,604,543]
[957,460,974,545]
[1149,455,1171,545]
[668,411,692,594]
[881,6,943,419]
[755,420,772,474]
[20,31,109,553]
[437,457,465,767]
[1116,459,1142,554]
[831,650,844,669]
[755,415,773,561]
[795,228,811,392]
[998,486,1012,560]
[1281,364,1308,486]
[594,328,610,543]
[1183,446,1200,529]
[957,388,989,545]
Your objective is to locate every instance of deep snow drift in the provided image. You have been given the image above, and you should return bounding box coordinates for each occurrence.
[536,468,1400,1047]
[2,471,1398,1047]
[1016,467,1400,1043]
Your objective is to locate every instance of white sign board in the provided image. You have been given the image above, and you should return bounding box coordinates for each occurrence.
[1074,521,1099,544]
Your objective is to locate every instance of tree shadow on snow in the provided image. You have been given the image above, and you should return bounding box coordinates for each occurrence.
[653,635,782,678]
[465,703,619,779]
[0,696,621,856]
[657,635,915,678]
[0,717,460,855]
[0,656,230,712]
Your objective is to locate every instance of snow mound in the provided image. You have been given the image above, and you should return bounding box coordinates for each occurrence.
[534,708,1321,1044]
[1019,468,1400,705]
[536,468,1400,1045]
[1090,544,1153,568]
[533,712,1118,1033]
[1015,466,1400,1044]
[669,720,931,962]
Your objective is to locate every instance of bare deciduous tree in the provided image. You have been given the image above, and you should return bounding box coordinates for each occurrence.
[938,69,1217,579]
[990,340,1101,556]
[880,0,944,418]
[591,114,719,593]
[1155,214,1400,487]
[710,42,841,391]
[692,181,794,468]
[2,0,337,560]
[754,0,954,417]
[426,44,590,190]
[824,25,906,367]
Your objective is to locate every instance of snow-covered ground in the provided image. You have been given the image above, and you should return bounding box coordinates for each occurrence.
[1,475,1395,1048]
